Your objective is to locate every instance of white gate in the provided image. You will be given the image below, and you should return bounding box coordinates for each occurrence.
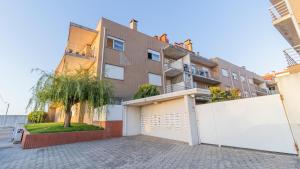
[196,94,297,154]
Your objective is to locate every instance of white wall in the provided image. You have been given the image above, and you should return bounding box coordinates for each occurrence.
[196,94,297,154]
[93,105,123,121]
[140,98,189,142]
[276,72,300,149]
[123,106,141,136]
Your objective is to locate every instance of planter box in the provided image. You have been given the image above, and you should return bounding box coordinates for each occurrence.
[22,121,122,149]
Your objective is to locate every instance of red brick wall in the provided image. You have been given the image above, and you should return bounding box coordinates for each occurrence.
[22,121,123,149]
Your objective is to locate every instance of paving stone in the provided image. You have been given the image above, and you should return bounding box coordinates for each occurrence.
[0,128,299,169]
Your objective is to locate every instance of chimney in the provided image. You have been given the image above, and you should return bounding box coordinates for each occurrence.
[130,19,138,31]
[159,33,169,43]
[184,39,193,51]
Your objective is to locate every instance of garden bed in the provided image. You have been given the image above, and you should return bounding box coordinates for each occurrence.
[25,123,103,134]
[22,121,122,149]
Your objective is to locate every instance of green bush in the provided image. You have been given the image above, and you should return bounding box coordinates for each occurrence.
[28,111,47,123]
[134,84,160,99]
[209,87,240,102]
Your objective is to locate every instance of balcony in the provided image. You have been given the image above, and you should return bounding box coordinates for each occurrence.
[255,86,269,95]
[269,0,300,46]
[189,66,220,85]
[284,45,300,66]
[164,59,184,77]
[165,83,190,93]
[56,49,96,74]
[269,0,290,22]
[165,83,211,101]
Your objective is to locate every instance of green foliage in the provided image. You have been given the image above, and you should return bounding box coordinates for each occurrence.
[209,87,240,102]
[25,122,103,134]
[27,69,114,127]
[27,111,47,123]
[134,84,160,99]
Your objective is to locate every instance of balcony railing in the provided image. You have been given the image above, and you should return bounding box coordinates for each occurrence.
[188,65,220,84]
[255,86,268,94]
[269,0,289,21]
[164,59,183,71]
[284,45,300,66]
[165,84,191,93]
[65,49,95,59]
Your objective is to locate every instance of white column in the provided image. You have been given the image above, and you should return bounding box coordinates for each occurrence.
[184,95,199,145]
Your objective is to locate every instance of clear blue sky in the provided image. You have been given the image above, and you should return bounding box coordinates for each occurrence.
[0,0,290,115]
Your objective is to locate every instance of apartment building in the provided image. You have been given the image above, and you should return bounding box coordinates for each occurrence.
[269,0,300,65]
[56,17,269,104]
[211,58,269,97]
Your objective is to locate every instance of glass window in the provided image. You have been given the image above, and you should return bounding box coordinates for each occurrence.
[221,68,229,77]
[114,40,124,51]
[232,72,238,80]
[147,49,160,61]
[104,64,124,80]
[107,36,124,51]
[248,78,254,84]
[240,76,245,81]
[148,73,162,86]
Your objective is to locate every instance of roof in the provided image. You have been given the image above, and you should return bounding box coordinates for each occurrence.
[122,88,210,106]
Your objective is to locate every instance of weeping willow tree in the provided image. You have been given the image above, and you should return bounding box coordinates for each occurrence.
[27,69,114,127]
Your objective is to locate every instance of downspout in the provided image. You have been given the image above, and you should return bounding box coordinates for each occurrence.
[99,27,106,80]
[161,48,165,93]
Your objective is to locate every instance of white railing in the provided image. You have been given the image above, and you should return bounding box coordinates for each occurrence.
[165,83,191,93]
[269,0,289,21]
[284,45,300,66]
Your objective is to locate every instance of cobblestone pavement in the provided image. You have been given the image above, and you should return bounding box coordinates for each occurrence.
[0,128,300,169]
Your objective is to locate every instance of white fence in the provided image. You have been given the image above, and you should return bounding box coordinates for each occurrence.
[196,94,297,154]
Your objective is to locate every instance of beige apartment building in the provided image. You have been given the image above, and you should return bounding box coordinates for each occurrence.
[269,0,300,65]
[267,0,300,152]
[56,17,269,104]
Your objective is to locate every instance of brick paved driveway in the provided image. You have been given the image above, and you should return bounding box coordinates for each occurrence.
[0,128,300,169]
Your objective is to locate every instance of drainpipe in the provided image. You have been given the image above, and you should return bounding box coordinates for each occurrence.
[161,48,165,94]
[99,27,106,80]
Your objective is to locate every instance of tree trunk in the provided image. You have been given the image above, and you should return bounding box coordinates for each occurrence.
[64,104,72,128]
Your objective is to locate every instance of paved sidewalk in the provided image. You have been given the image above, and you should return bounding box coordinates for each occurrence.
[0,128,299,169]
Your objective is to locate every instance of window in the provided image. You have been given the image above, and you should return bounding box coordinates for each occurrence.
[240,76,245,82]
[248,78,254,84]
[191,64,197,74]
[107,36,124,51]
[232,72,238,80]
[148,73,162,86]
[202,67,210,77]
[244,91,249,97]
[221,68,229,77]
[148,49,160,61]
[104,64,124,80]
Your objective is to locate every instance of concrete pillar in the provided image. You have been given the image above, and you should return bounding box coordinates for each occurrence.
[184,95,199,145]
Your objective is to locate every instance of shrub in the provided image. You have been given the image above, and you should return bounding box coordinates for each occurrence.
[134,84,160,99]
[209,87,240,102]
[28,111,47,123]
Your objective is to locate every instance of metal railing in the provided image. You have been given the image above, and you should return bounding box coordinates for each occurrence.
[284,45,300,66]
[165,84,191,93]
[164,59,183,71]
[269,0,289,21]
[255,86,268,94]
[65,49,95,59]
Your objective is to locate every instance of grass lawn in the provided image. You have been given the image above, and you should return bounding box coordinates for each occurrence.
[25,122,103,134]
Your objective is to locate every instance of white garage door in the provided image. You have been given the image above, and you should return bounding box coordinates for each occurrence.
[141,111,189,142]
